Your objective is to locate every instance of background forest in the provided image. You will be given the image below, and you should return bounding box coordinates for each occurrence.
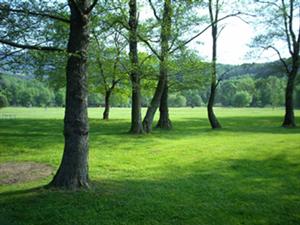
[1,61,300,108]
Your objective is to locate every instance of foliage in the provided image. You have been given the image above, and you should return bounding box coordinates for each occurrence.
[54,89,65,107]
[88,93,103,107]
[0,0,68,75]
[0,92,8,108]
[232,91,252,107]
[295,86,300,109]
[169,94,187,107]
[215,76,287,107]
[182,90,204,107]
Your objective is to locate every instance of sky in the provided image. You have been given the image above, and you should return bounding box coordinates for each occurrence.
[191,17,288,65]
[139,0,292,65]
[189,16,256,65]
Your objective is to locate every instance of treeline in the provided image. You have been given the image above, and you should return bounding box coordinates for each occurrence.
[2,73,299,108]
[0,75,64,107]
[170,75,300,108]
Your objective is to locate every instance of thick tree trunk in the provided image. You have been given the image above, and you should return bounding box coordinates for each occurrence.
[282,71,297,127]
[103,90,111,120]
[156,83,172,129]
[48,1,91,190]
[128,0,144,134]
[130,81,144,134]
[143,0,172,133]
[207,82,221,129]
[142,69,166,133]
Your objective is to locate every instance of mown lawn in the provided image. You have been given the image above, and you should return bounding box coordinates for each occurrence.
[0,107,300,225]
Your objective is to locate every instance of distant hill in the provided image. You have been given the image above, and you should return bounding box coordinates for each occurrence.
[0,55,294,83]
[217,60,286,80]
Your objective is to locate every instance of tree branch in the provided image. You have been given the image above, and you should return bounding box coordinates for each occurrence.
[148,0,161,21]
[140,54,153,66]
[281,0,293,55]
[255,0,281,9]
[0,48,24,61]
[288,0,297,46]
[111,12,161,60]
[137,33,161,60]
[267,45,290,74]
[86,0,98,14]
[111,78,121,90]
[170,12,241,54]
[0,5,70,23]
[0,39,65,52]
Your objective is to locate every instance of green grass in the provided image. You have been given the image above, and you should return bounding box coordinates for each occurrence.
[0,107,300,225]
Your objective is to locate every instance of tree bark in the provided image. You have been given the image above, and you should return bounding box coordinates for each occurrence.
[156,82,172,129]
[143,0,172,133]
[103,90,111,120]
[48,0,92,190]
[207,80,221,129]
[128,0,144,134]
[142,65,166,133]
[282,68,298,127]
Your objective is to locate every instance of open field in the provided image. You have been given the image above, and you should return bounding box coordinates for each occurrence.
[0,107,300,225]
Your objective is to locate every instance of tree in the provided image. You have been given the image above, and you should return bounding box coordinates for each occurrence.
[0,93,8,108]
[128,0,144,133]
[142,0,173,132]
[232,91,252,107]
[252,0,300,127]
[100,0,147,132]
[267,76,285,108]
[218,80,237,106]
[90,30,126,120]
[48,0,98,190]
[18,88,33,106]
[135,0,204,132]
[165,50,208,108]
[55,89,66,107]
[1,0,103,188]
[207,0,222,129]
[187,94,203,107]
[169,94,187,107]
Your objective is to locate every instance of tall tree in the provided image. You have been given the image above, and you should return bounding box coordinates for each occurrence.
[207,0,222,128]
[252,0,300,127]
[0,0,97,189]
[142,0,172,132]
[49,0,98,189]
[90,30,126,120]
[102,0,145,133]
[128,0,144,133]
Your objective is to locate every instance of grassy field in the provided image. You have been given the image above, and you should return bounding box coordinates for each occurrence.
[0,107,300,225]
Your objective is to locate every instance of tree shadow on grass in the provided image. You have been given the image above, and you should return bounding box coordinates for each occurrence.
[167,116,300,136]
[1,154,300,225]
[0,119,64,152]
[91,116,300,138]
[0,116,299,154]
